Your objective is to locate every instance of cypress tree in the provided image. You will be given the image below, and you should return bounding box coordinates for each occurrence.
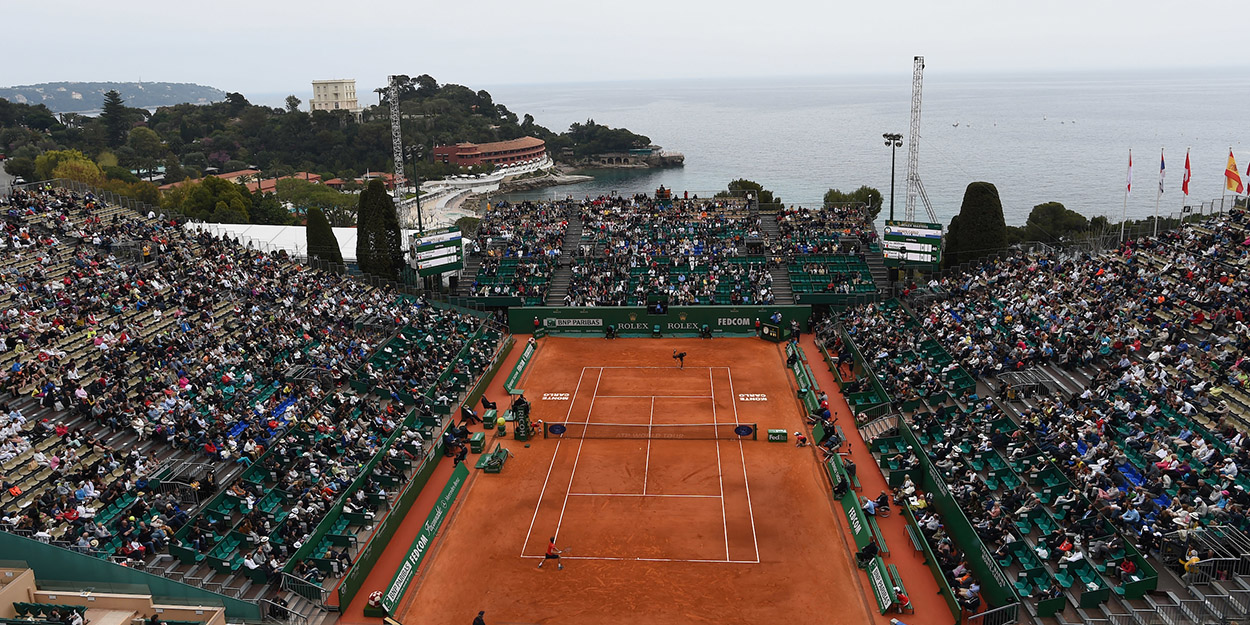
[306,206,344,268]
[355,179,403,280]
[944,181,1007,268]
[100,90,129,148]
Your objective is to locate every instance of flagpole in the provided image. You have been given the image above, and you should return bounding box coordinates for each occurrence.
[1155,147,1163,237]
[1121,148,1131,243]
[1182,147,1190,225]
[1222,147,1230,215]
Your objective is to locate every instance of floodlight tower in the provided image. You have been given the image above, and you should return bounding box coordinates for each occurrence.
[904,56,938,223]
[387,76,410,227]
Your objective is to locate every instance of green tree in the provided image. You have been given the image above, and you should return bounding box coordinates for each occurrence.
[35,149,95,180]
[103,165,140,182]
[100,90,130,148]
[1022,201,1089,242]
[944,181,1008,269]
[163,155,187,184]
[455,215,481,237]
[355,179,403,280]
[249,190,292,225]
[275,178,356,225]
[128,127,166,178]
[285,95,302,113]
[173,176,253,221]
[824,186,884,222]
[3,157,35,180]
[723,179,782,207]
[306,206,343,266]
[211,199,249,223]
[52,158,106,186]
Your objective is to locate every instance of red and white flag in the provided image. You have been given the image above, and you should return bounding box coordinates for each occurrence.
[1182,149,1191,196]
[1126,150,1133,194]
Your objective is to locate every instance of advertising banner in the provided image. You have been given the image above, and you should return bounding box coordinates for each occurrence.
[379,463,470,613]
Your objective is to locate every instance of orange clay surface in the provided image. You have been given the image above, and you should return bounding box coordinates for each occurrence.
[392,337,882,625]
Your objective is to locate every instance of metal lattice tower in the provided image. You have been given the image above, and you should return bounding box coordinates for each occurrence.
[387,76,407,218]
[905,56,937,223]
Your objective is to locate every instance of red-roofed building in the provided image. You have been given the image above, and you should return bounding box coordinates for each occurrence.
[244,172,322,194]
[433,137,545,167]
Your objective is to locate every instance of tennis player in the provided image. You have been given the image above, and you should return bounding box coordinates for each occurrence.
[672,350,687,369]
[538,536,563,569]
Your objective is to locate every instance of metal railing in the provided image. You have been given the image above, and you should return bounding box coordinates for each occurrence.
[857,414,899,442]
[964,602,1018,625]
[1190,557,1242,585]
[260,599,309,625]
[280,572,330,607]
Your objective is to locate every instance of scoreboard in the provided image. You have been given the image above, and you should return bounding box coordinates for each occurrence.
[883,220,943,269]
[409,226,464,277]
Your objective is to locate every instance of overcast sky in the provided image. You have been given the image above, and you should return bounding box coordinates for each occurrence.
[7,0,1245,96]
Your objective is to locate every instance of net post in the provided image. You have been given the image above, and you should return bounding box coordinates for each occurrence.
[752,424,758,441]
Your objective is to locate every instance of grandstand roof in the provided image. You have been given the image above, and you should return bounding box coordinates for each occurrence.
[186,222,422,263]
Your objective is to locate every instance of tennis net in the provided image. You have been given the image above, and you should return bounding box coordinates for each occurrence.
[543,421,758,440]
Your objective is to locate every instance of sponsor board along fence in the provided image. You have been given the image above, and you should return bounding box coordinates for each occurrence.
[506,305,811,336]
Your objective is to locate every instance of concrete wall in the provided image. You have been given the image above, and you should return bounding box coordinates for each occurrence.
[0,569,37,618]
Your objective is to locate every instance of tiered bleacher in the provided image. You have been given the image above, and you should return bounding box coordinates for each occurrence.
[567,195,766,306]
[772,204,880,301]
[821,209,1250,621]
[462,193,881,306]
[467,201,568,305]
[0,184,505,606]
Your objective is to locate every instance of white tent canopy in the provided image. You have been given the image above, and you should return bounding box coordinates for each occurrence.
[186,223,421,264]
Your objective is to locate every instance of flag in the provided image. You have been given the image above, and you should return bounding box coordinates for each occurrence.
[1158,149,1165,196]
[1126,150,1133,194]
[1227,150,1244,194]
[1182,149,1191,196]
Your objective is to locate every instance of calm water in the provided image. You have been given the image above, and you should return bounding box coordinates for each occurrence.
[485,70,1250,227]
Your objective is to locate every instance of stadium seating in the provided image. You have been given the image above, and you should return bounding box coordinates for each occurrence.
[0,185,505,604]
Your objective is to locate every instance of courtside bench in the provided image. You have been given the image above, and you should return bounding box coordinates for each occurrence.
[887,564,914,614]
[475,444,510,473]
[867,515,889,555]
[905,524,925,561]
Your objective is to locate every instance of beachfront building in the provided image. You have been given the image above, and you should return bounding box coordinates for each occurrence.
[310,79,361,114]
[432,137,546,167]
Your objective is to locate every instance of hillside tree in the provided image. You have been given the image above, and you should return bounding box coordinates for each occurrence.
[824,186,884,222]
[306,206,344,267]
[944,181,1008,269]
[355,179,403,280]
[100,90,130,147]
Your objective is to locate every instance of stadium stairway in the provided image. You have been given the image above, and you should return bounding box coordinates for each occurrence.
[757,213,795,304]
[455,253,486,297]
[543,209,583,305]
[862,246,891,296]
[795,334,948,623]
[767,266,794,305]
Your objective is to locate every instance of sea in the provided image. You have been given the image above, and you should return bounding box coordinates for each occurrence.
[476,69,1250,228]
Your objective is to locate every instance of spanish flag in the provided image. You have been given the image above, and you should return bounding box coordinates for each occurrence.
[1227,149,1245,194]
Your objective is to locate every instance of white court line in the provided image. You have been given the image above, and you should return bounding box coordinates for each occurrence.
[519,554,759,564]
[595,395,713,398]
[727,366,761,563]
[596,366,716,369]
[567,493,721,498]
[643,396,654,495]
[521,367,588,556]
[552,367,603,543]
[710,368,728,562]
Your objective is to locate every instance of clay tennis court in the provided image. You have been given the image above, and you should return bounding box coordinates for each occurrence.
[395,337,876,625]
